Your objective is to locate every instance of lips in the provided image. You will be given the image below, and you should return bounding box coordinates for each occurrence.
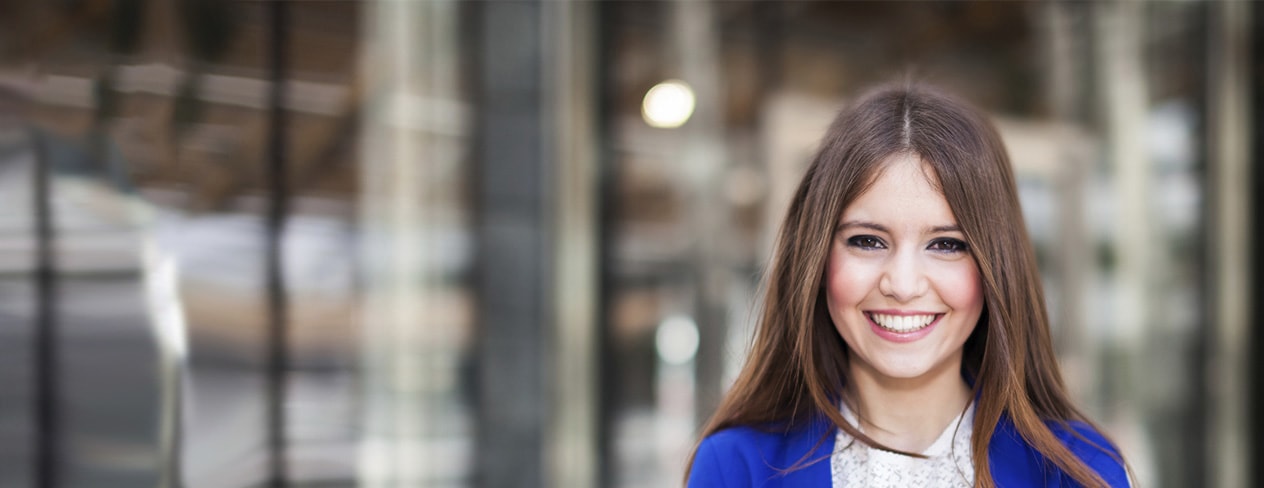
[866,312,941,333]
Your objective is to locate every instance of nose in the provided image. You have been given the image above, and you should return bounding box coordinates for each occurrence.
[878,248,928,302]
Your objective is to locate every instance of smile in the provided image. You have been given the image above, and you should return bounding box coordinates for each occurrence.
[866,312,941,333]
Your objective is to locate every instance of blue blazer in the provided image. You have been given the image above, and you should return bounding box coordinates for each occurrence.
[687,414,1129,487]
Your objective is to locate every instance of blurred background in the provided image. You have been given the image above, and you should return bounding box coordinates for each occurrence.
[0,1,1260,487]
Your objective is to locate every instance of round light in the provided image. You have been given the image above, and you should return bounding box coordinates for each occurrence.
[655,315,699,365]
[642,80,695,129]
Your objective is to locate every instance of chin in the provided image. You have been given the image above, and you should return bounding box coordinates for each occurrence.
[873,362,937,380]
[862,350,957,382]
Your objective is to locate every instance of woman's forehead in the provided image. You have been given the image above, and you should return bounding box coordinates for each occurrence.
[839,155,959,229]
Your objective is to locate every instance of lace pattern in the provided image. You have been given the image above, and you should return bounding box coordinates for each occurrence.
[830,402,975,488]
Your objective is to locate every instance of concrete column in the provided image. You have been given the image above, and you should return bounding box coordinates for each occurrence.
[357,0,468,486]
[1040,0,1091,380]
[543,1,600,487]
[1093,0,1150,380]
[358,3,601,486]
[1091,6,1159,485]
[1207,2,1252,487]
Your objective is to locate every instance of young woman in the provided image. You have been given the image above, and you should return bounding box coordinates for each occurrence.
[686,84,1129,487]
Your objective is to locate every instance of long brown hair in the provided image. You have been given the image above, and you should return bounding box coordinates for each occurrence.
[687,83,1124,487]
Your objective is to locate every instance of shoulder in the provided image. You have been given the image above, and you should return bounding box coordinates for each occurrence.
[1051,420,1129,487]
[688,420,834,488]
[989,417,1129,487]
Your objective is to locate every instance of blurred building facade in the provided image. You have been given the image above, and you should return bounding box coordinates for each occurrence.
[0,1,1260,487]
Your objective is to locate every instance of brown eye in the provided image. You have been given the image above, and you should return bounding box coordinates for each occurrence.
[928,238,968,253]
[847,235,886,250]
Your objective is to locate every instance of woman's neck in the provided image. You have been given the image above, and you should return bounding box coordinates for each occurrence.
[846,353,972,453]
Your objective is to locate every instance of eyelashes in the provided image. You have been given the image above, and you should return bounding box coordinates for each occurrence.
[847,235,885,250]
[927,238,969,253]
[845,235,969,254]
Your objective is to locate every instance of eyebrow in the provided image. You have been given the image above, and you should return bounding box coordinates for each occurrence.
[838,220,962,234]
[838,220,888,233]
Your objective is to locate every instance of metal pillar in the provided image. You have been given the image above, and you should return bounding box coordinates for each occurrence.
[472,2,549,486]
[264,2,291,485]
[31,127,60,488]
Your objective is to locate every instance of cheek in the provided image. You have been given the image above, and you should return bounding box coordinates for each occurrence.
[824,252,879,309]
[932,260,984,313]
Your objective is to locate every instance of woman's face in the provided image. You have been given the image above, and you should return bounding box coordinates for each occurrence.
[824,153,984,383]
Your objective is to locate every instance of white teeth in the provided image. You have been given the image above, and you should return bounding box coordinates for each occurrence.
[870,313,936,332]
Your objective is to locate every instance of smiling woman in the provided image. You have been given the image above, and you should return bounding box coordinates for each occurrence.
[685,84,1130,488]
[826,153,984,432]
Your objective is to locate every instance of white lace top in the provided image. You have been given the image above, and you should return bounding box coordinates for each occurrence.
[830,402,975,488]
